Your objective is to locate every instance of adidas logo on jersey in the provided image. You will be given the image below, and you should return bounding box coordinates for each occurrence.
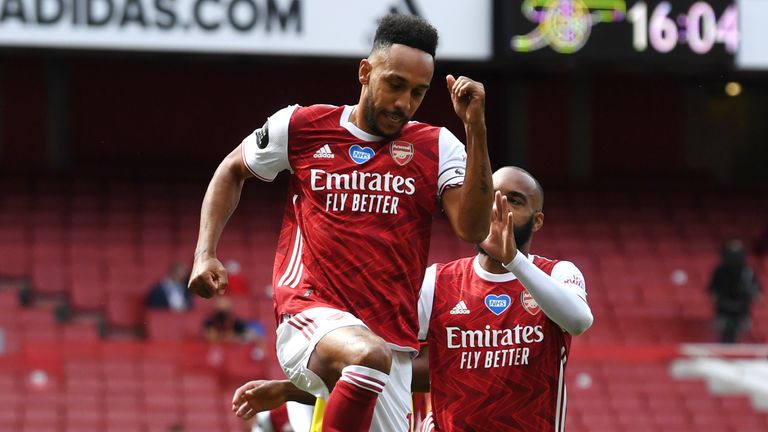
[313,144,335,159]
[450,300,470,315]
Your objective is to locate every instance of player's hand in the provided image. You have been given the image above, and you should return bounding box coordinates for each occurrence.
[446,75,485,129]
[188,256,228,299]
[232,380,287,420]
[479,191,517,265]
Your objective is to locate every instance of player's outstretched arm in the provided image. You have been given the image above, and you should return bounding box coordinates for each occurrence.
[442,75,493,244]
[504,248,594,335]
[232,380,316,420]
[506,256,593,335]
[189,145,253,299]
[484,194,593,335]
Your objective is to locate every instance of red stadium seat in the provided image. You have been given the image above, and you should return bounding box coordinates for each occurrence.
[0,414,19,431]
[104,417,142,432]
[105,272,145,296]
[105,293,144,328]
[70,276,107,311]
[145,311,189,341]
[21,405,62,432]
[62,321,100,342]
[144,407,183,427]
[0,288,20,311]
[64,405,102,429]
[65,426,102,432]
[31,257,70,295]
[0,242,30,278]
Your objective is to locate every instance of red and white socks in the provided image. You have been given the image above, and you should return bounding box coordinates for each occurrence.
[322,365,389,431]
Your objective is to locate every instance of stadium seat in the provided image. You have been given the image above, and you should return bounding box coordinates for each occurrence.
[0,242,30,278]
[144,409,183,430]
[20,405,62,432]
[105,293,144,328]
[145,311,189,341]
[0,288,20,311]
[31,257,70,295]
[62,322,100,342]
[70,277,107,311]
[0,411,19,431]
[64,405,102,429]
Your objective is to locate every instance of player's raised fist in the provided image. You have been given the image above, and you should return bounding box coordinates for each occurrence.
[188,256,228,298]
[446,74,486,128]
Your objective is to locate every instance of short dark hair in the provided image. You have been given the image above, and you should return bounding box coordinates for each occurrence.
[372,14,439,57]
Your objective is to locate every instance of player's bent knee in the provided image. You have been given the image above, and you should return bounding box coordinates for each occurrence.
[345,335,393,373]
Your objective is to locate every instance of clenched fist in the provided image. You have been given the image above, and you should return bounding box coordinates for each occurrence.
[188,256,228,299]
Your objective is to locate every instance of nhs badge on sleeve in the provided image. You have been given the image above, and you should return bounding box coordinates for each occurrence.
[485,294,511,315]
[349,145,375,164]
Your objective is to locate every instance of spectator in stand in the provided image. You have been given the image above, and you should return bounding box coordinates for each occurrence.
[203,297,248,343]
[145,262,193,312]
[709,239,762,343]
[225,259,250,296]
[203,297,268,362]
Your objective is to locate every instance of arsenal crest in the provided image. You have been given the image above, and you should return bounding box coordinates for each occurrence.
[389,141,414,166]
[521,291,541,315]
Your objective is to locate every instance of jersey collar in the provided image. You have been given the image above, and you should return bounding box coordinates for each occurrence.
[341,105,385,142]
[472,253,534,283]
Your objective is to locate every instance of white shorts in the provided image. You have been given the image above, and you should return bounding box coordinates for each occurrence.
[285,401,314,432]
[275,307,413,432]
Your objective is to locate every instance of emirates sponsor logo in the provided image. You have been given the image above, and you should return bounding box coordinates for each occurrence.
[310,169,416,195]
[446,324,544,349]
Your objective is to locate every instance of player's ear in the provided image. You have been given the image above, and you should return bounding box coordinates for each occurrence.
[533,212,544,232]
[359,59,372,85]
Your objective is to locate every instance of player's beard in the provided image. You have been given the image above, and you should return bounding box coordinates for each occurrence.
[363,94,407,140]
[476,214,536,257]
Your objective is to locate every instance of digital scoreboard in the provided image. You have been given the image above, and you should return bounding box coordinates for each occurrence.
[497,0,738,69]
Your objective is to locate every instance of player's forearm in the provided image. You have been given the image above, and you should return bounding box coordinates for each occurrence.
[454,123,493,243]
[195,156,247,259]
[504,253,594,335]
[276,380,316,405]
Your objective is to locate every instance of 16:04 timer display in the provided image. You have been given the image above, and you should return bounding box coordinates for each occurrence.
[510,0,738,56]
[627,1,737,54]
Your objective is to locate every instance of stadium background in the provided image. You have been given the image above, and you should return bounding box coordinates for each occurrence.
[0,0,767,430]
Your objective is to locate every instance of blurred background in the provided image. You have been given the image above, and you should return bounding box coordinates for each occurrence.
[0,0,767,431]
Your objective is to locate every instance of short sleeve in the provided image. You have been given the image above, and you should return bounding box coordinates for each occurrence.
[437,127,467,197]
[241,105,298,181]
[417,264,438,341]
[550,261,588,301]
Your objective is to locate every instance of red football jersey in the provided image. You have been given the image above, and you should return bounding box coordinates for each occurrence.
[242,104,467,351]
[419,255,583,431]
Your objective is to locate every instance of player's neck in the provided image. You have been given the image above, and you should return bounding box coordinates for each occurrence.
[479,246,530,274]
[349,104,371,136]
